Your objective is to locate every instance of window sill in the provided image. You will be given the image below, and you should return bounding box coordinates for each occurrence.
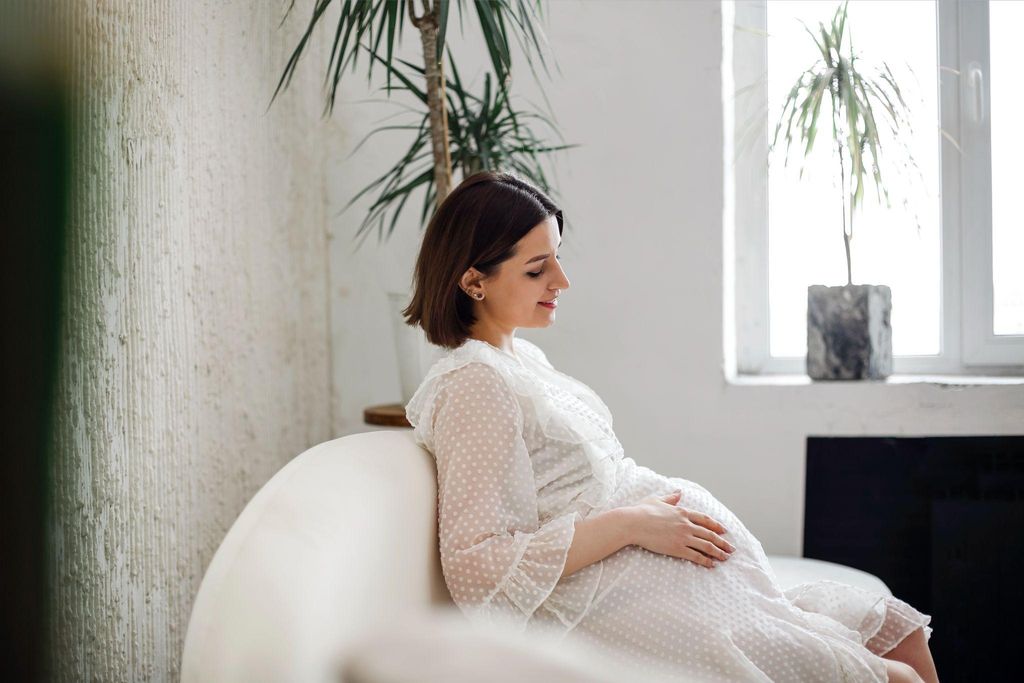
[727,374,1024,387]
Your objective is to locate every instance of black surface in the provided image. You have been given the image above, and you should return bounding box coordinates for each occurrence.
[805,436,1024,680]
[1,71,68,681]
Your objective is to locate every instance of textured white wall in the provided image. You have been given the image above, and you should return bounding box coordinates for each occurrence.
[330,0,1024,557]
[39,1,336,680]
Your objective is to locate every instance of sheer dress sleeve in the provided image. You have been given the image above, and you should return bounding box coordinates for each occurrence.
[430,361,580,629]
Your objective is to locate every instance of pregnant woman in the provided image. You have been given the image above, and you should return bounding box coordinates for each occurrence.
[403,171,938,683]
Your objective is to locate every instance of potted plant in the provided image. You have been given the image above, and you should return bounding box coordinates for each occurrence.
[271,1,575,401]
[770,1,922,380]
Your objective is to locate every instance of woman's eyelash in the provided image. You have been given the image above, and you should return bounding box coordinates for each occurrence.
[527,255,560,277]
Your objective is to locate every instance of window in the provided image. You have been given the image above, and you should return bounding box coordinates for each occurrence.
[726,0,1024,375]
[989,1,1024,337]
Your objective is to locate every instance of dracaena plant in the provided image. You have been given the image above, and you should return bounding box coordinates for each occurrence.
[770,0,926,286]
[343,47,577,249]
[271,0,570,249]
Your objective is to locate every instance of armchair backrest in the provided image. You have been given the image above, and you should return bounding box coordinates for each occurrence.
[181,430,450,682]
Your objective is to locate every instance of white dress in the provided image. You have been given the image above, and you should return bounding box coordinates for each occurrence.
[405,336,933,682]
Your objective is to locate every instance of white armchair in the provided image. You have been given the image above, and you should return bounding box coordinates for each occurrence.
[181,430,889,682]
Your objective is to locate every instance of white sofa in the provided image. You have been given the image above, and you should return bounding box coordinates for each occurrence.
[181,430,890,682]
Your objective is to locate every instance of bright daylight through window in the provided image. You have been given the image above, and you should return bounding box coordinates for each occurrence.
[990,0,1024,336]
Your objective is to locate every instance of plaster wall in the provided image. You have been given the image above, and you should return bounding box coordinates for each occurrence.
[329,0,1024,558]
[37,1,335,679]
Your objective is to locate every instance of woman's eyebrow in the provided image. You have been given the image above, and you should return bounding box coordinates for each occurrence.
[526,240,563,264]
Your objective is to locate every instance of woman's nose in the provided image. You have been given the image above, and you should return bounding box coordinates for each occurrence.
[556,269,570,290]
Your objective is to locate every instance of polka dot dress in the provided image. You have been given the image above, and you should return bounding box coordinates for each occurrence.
[405,337,932,682]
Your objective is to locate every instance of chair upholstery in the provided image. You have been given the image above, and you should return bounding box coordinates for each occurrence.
[770,554,890,596]
[181,430,890,682]
[181,430,449,683]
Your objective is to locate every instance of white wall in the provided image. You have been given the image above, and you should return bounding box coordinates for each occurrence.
[33,1,335,680]
[330,1,1023,558]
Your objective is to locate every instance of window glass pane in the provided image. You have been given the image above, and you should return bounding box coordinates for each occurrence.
[989,1,1024,336]
[766,1,940,357]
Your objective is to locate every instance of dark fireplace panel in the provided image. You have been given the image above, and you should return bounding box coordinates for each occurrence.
[804,436,1024,680]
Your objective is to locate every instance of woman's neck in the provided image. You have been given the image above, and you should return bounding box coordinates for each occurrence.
[467,326,517,358]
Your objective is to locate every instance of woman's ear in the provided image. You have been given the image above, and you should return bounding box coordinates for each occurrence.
[460,267,483,292]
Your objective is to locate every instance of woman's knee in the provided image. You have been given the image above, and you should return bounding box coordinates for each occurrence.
[885,659,925,683]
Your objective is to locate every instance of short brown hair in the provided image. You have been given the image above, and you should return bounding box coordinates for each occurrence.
[403,170,564,349]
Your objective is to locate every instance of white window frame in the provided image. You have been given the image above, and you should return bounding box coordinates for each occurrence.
[726,0,1024,376]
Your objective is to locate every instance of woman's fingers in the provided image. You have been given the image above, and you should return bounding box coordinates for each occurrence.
[686,537,728,561]
[686,509,728,535]
[692,526,736,555]
[680,548,716,569]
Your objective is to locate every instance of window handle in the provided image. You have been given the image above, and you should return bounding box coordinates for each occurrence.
[966,61,986,125]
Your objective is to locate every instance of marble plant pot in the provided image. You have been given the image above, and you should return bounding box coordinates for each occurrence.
[806,284,892,380]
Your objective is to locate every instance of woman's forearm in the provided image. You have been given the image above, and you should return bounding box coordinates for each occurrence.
[561,506,635,578]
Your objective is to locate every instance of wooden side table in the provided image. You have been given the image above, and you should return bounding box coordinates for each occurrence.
[363,403,412,428]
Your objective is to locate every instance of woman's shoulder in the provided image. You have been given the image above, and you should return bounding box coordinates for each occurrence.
[404,340,520,435]
[404,335,560,428]
[435,356,513,396]
[439,338,519,382]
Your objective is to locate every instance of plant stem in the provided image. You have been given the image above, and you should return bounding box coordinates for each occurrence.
[410,0,454,206]
[838,134,853,286]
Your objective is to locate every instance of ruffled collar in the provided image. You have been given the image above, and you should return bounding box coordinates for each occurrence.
[442,336,540,373]
[462,336,523,362]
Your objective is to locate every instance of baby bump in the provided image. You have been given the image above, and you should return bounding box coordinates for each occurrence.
[607,465,779,591]
[665,477,779,585]
[616,464,753,536]
[666,477,746,533]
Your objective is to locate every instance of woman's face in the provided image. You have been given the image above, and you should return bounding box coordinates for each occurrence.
[462,216,570,333]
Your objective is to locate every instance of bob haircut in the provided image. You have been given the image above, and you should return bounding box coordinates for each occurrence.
[403,170,564,349]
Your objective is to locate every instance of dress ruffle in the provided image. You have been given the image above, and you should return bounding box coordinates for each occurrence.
[785,579,933,657]
[452,501,596,637]
[457,510,604,638]
[500,510,579,616]
[864,594,933,656]
[537,557,604,633]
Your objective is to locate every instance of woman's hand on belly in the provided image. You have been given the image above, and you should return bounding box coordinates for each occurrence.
[623,490,736,568]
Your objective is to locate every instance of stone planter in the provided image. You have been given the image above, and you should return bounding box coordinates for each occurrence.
[806,284,892,380]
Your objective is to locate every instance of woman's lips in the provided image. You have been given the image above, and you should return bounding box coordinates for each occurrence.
[538,301,557,309]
